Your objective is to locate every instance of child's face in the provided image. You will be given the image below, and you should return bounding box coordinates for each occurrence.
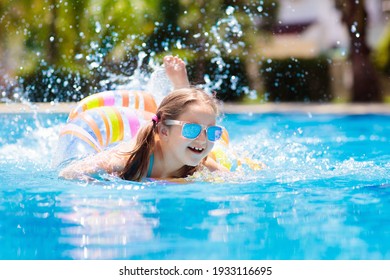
[165,103,217,167]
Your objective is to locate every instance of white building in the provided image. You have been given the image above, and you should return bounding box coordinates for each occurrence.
[261,0,389,57]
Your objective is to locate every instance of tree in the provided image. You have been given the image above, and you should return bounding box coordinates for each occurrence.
[335,0,382,102]
[156,0,278,100]
[0,0,160,101]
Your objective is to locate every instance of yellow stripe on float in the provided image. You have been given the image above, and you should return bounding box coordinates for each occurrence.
[113,107,124,142]
[104,107,123,143]
[85,95,104,110]
[221,129,230,145]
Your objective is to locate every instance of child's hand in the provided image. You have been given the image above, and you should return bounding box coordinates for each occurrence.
[164,55,190,89]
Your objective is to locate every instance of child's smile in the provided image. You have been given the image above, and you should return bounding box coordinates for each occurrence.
[188,146,205,154]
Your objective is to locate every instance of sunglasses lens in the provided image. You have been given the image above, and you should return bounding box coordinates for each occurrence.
[182,123,202,139]
[207,126,223,141]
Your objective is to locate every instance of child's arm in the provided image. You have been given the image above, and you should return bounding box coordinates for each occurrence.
[58,142,132,180]
[203,156,230,172]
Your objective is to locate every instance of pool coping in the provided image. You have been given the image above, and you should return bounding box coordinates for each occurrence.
[0,102,389,115]
[222,103,390,115]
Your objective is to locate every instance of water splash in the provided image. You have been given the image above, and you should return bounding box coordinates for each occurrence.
[1,3,267,104]
[202,7,245,95]
[0,115,62,169]
[1,111,389,190]
[145,65,173,105]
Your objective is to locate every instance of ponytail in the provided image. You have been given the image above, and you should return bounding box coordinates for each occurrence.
[119,121,156,181]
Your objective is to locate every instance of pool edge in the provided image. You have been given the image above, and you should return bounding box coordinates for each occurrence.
[0,102,389,115]
[222,103,390,115]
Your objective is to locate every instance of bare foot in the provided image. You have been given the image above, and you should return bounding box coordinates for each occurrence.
[164,55,190,89]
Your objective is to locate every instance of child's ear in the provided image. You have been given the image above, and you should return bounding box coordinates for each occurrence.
[159,125,169,140]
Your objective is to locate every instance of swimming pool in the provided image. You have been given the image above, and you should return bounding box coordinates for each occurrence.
[0,110,389,260]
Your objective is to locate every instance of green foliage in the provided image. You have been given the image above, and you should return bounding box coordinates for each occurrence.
[189,56,250,101]
[374,23,390,75]
[21,66,92,102]
[1,0,160,101]
[145,0,186,53]
[0,0,279,102]
[260,57,332,102]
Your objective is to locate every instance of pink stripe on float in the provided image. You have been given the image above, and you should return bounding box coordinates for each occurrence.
[124,109,140,138]
[103,92,115,106]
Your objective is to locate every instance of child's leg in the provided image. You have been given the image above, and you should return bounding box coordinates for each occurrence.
[164,55,190,89]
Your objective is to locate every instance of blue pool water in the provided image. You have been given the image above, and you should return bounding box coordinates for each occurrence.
[0,111,389,260]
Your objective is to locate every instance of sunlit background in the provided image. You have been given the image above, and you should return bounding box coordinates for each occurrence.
[1,0,390,261]
[0,0,389,104]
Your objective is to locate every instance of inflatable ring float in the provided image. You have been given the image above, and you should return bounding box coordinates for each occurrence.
[55,90,262,172]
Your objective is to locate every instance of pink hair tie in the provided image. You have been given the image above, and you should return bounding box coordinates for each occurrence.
[152,115,159,124]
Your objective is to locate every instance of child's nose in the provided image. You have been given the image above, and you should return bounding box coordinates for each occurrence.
[196,129,207,142]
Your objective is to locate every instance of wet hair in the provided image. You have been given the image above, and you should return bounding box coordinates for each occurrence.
[119,88,219,181]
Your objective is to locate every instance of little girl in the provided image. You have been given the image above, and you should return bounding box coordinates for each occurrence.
[59,56,228,181]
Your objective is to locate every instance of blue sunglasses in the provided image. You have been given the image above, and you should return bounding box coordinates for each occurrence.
[164,119,223,142]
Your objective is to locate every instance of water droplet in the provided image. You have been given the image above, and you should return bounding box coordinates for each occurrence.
[226,6,235,15]
[95,22,101,33]
[90,62,99,69]
[90,42,99,49]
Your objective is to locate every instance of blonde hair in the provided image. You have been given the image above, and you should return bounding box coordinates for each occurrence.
[119,88,219,181]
